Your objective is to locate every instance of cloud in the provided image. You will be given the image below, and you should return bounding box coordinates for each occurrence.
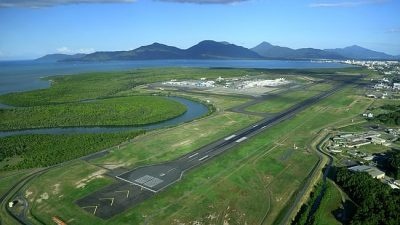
[157,0,249,4]
[386,28,400,33]
[0,0,135,8]
[309,0,388,8]
[56,47,95,54]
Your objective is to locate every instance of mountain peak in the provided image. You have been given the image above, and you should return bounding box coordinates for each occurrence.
[219,41,231,45]
[196,40,221,45]
[345,45,364,49]
[187,40,262,59]
[261,41,273,46]
[37,40,396,62]
[326,45,392,59]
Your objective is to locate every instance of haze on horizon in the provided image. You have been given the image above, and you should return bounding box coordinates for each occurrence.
[0,0,399,60]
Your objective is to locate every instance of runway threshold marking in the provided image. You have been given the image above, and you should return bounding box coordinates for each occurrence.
[115,190,130,198]
[235,137,247,143]
[99,197,114,206]
[224,135,236,141]
[166,168,176,173]
[82,205,98,215]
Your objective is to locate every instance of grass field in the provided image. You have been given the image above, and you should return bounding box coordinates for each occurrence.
[0,67,375,225]
[16,81,374,225]
[312,180,343,225]
[0,170,32,198]
[164,91,251,111]
[93,111,261,168]
[0,96,186,130]
[245,83,333,114]
[356,143,391,154]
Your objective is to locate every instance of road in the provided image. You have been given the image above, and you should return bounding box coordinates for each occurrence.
[77,76,360,219]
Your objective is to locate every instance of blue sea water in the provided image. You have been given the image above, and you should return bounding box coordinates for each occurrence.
[0,59,351,95]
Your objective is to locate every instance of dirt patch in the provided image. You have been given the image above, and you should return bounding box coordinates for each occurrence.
[36,192,49,203]
[52,183,60,195]
[101,163,126,170]
[172,140,192,148]
[25,190,33,198]
[207,213,217,220]
[75,169,106,188]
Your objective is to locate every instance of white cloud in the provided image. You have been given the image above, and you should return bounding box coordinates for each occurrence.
[0,0,135,8]
[386,28,400,33]
[309,0,388,8]
[56,47,95,54]
[157,0,249,4]
[56,47,73,54]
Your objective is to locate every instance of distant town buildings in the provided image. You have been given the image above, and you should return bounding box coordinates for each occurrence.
[161,77,291,90]
[342,60,400,74]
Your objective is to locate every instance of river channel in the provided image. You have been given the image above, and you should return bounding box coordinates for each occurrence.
[0,96,209,138]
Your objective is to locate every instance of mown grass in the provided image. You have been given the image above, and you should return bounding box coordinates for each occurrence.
[312,180,343,225]
[0,96,186,130]
[356,143,391,154]
[22,83,373,225]
[164,91,251,111]
[26,162,114,225]
[0,170,32,198]
[93,111,261,168]
[246,89,322,114]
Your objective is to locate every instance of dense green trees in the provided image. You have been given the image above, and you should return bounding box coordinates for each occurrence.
[335,167,400,225]
[0,68,258,107]
[375,104,400,125]
[291,182,324,225]
[0,131,143,170]
[0,96,186,130]
[388,150,400,179]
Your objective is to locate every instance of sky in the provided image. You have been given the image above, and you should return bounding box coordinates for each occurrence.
[0,0,399,60]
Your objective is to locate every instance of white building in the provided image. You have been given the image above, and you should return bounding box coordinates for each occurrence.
[349,165,385,179]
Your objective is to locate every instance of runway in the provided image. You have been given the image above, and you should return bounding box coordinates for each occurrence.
[76,76,359,219]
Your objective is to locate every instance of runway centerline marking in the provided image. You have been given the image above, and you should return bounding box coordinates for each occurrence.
[198,155,209,161]
[235,137,247,143]
[188,153,199,158]
[224,135,236,141]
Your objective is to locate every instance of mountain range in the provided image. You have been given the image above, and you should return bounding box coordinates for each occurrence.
[36,40,399,62]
